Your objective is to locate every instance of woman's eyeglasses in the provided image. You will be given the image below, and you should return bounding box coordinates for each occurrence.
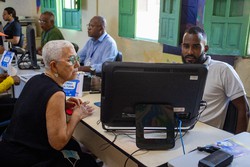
[67,55,80,66]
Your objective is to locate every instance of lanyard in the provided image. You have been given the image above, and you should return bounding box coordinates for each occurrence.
[90,34,108,59]
[41,27,54,45]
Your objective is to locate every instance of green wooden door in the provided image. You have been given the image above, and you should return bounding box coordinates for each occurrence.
[158,0,181,46]
[62,0,81,30]
[204,0,250,56]
[41,0,57,16]
[119,0,136,38]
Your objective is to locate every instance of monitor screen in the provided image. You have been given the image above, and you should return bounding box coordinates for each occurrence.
[101,62,208,131]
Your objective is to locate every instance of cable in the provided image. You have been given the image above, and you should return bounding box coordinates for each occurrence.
[99,131,118,151]
[175,130,188,141]
[181,100,207,131]
[178,119,186,155]
[123,148,142,167]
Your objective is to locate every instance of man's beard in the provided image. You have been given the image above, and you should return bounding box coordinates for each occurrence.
[182,53,207,64]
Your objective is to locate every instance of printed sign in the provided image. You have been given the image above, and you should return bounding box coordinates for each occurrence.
[63,72,84,97]
[0,50,14,70]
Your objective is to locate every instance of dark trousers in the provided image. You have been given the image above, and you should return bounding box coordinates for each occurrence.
[0,138,99,167]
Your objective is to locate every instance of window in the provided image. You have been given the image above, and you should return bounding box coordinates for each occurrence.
[119,0,181,45]
[41,0,81,30]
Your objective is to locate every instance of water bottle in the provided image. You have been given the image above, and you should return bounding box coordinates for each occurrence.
[90,68,101,93]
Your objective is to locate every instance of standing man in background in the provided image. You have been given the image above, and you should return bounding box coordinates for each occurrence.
[181,26,249,134]
[37,11,64,56]
[78,16,118,73]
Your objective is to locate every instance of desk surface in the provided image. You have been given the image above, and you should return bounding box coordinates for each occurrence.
[13,63,44,98]
[73,93,234,167]
[168,132,250,167]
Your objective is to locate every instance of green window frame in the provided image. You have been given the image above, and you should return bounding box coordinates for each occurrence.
[118,0,136,38]
[41,0,82,31]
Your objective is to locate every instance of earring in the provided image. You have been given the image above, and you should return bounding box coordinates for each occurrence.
[54,73,59,77]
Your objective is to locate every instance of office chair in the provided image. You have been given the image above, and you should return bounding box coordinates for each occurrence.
[223,100,250,134]
[11,33,25,63]
[115,51,122,61]
[72,42,79,52]
[223,101,238,134]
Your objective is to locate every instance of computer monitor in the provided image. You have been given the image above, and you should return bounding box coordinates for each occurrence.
[101,62,208,131]
[17,25,40,69]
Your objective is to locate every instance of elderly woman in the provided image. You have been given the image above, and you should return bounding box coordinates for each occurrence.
[0,40,98,166]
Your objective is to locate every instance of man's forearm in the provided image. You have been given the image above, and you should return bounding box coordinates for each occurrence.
[233,96,249,133]
[78,66,91,72]
[236,109,249,133]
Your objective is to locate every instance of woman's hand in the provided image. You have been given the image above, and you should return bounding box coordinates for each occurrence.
[72,102,94,120]
[66,97,83,109]
[66,98,94,119]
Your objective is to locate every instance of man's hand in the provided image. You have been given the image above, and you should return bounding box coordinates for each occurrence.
[12,75,20,85]
[0,45,4,54]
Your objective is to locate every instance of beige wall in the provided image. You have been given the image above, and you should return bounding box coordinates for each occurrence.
[1,0,250,129]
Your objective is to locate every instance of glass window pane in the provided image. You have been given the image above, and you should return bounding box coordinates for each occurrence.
[64,0,77,9]
[136,0,160,41]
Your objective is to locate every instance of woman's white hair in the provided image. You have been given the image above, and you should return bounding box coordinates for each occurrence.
[42,40,74,69]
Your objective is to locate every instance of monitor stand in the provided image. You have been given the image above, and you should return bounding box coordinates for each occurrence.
[17,55,40,70]
[135,104,175,150]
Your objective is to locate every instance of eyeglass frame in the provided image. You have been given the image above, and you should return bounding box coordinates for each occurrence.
[38,19,48,24]
[86,23,101,29]
[55,55,80,66]
[67,55,80,66]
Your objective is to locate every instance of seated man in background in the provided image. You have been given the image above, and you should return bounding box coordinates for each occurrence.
[78,16,118,73]
[36,11,64,56]
[181,26,249,134]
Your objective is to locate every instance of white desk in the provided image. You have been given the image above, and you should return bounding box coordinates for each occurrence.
[168,132,250,167]
[73,93,234,167]
[13,63,44,98]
